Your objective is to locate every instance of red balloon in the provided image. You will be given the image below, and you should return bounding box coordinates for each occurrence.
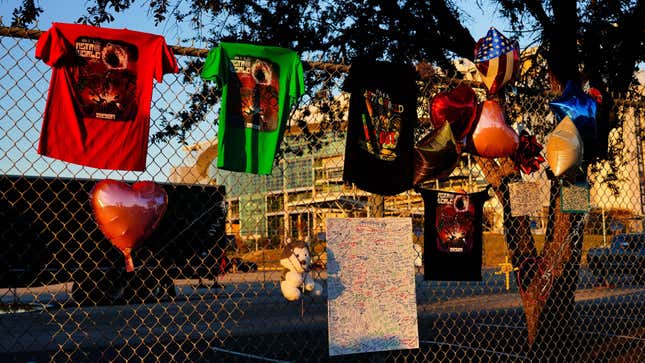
[90,180,168,272]
[468,100,519,158]
[429,85,478,140]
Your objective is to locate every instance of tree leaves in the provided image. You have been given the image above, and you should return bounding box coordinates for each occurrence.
[10,0,641,163]
[9,0,43,28]
[76,0,135,26]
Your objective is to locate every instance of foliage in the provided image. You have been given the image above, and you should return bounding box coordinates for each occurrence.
[151,58,221,144]
[8,0,42,27]
[498,1,644,90]
[76,0,136,25]
[496,0,644,164]
[9,1,643,154]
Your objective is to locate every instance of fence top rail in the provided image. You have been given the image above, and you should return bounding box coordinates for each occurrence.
[1,25,643,106]
[0,25,349,71]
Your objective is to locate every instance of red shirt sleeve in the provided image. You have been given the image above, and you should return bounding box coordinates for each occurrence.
[35,26,69,67]
[154,38,179,82]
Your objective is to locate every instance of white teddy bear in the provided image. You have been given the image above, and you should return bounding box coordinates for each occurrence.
[279,238,323,301]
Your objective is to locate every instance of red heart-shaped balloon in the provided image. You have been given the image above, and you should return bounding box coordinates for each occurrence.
[90,179,168,271]
[429,85,478,141]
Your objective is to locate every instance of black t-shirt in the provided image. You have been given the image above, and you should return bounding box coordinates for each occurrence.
[342,60,417,195]
[418,187,491,281]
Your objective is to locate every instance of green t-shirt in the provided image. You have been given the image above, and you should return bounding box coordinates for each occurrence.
[201,42,305,174]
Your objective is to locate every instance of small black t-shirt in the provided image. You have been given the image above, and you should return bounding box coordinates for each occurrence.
[418,187,491,281]
[342,60,417,195]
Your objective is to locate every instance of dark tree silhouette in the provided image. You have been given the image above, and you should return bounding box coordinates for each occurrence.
[9,0,644,359]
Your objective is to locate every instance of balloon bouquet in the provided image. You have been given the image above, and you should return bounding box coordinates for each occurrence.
[90,180,168,272]
[465,29,597,348]
[545,80,598,176]
[416,26,597,183]
[414,27,532,187]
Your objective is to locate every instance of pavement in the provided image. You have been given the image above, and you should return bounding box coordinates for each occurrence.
[0,269,642,361]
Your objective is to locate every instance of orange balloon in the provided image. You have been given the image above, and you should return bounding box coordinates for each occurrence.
[469,100,519,158]
[545,117,584,176]
[90,180,168,271]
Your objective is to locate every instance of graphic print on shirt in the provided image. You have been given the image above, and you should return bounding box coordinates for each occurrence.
[435,192,475,253]
[73,37,138,121]
[361,89,404,161]
[228,56,280,131]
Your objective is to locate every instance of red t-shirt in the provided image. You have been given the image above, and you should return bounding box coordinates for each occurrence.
[35,23,178,171]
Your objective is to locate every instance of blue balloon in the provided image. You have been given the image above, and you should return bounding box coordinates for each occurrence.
[549,80,598,145]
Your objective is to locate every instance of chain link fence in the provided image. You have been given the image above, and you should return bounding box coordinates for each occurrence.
[1,28,643,362]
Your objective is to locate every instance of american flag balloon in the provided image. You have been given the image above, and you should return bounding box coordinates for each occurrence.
[474,27,520,95]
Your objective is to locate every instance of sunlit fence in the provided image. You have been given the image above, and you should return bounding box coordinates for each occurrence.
[1,27,643,362]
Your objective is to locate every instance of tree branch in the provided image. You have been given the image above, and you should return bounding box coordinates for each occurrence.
[525,0,553,31]
[473,155,537,266]
[430,0,476,60]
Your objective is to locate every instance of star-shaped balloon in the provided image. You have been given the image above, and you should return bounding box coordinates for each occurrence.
[549,80,598,150]
[545,117,584,177]
[413,122,461,186]
[474,27,520,95]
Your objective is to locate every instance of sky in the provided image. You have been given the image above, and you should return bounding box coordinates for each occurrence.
[0,1,218,181]
[0,0,522,182]
[0,0,194,45]
[0,0,523,49]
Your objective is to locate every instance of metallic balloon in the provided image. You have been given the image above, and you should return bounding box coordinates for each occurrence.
[468,100,519,158]
[90,179,168,271]
[511,130,546,175]
[413,122,461,186]
[549,80,597,146]
[474,27,520,95]
[429,85,478,141]
[545,117,584,177]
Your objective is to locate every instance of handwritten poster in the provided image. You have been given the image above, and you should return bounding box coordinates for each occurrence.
[509,181,542,217]
[560,182,591,213]
[326,218,419,356]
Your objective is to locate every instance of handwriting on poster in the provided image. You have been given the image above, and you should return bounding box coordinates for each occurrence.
[326,218,419,356]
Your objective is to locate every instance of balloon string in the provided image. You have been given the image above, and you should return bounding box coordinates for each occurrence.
[123,248,134,272]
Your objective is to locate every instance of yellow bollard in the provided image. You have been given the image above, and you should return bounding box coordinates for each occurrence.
[494,256,519,290]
